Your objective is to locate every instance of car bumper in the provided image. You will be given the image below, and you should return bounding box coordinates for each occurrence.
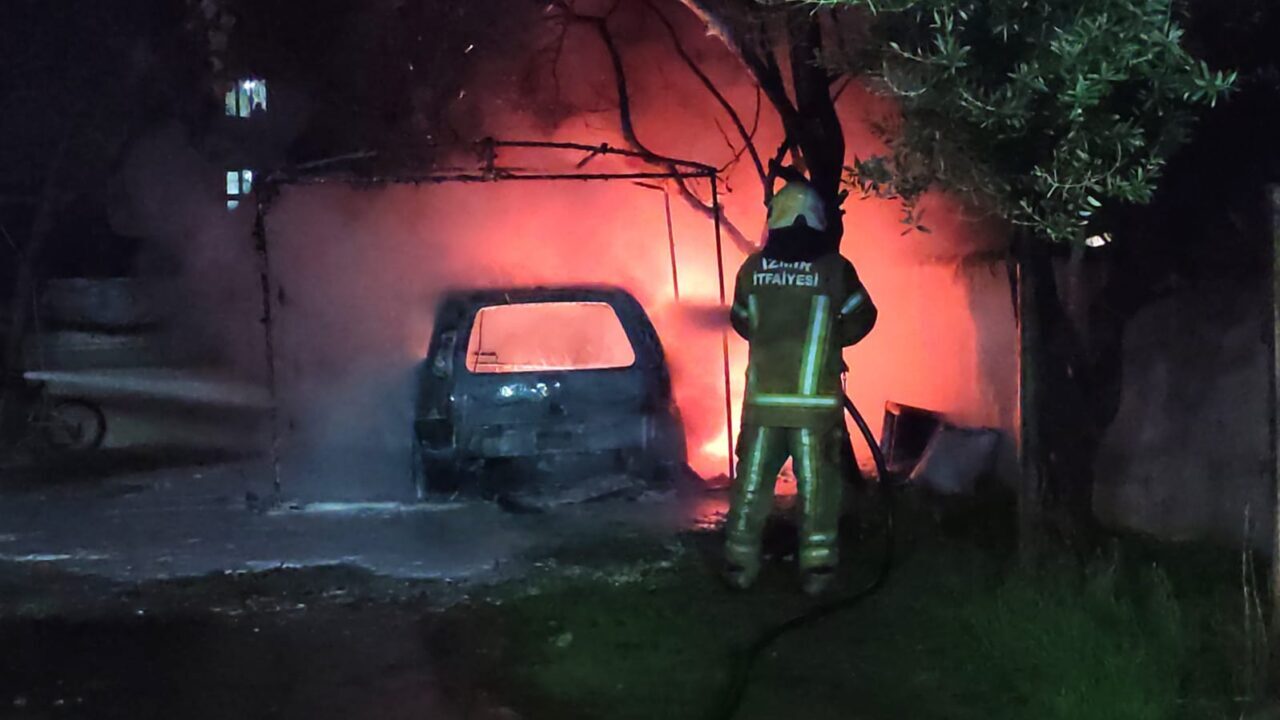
[460,416,649,458]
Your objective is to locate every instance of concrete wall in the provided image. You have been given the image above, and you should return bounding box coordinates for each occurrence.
[1094,279,1274,549]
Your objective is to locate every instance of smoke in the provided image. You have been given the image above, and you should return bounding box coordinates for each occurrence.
[259,177,744,496]
[115,123,265,379]
[118,0,1015,497]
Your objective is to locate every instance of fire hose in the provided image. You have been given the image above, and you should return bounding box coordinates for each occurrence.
[708,391,899,720]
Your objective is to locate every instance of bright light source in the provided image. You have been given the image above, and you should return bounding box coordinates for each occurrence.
[1085,233,1113,248]
[225,169,254,211]
[224,78,268,117]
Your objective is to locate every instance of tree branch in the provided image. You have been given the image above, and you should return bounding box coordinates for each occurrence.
[713,120,739,167]
[553,3,758,253]
[832,76,854,103]
[529,12,569,104]
[644,0,766,192]
[672,0,803,180]
[714,88,762,176]
[789,12,844,201]
[748,43,804,150]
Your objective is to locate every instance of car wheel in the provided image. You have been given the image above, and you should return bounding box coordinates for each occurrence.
[42,400,106,452]
[413,443,464,500]
[635,409,689,486]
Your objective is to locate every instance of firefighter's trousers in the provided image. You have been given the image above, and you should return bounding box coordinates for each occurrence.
[725,423,844,574]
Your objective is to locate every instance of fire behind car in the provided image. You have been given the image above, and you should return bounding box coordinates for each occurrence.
[411,286,688,500]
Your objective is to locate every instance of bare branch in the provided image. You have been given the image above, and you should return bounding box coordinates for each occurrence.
[531,11,569,103]
[672,1,803,152]
[714,119,740,166]
[554,3,758,253]
[644,0,766,190]
[669,176,755,251]
[749,84,762,139]
[750,45,803,145]
[832,76,854,103]
[767,138,791,181]
[670,0,753,67]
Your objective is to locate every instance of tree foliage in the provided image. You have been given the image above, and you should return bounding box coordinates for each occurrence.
[807,0,1236,242]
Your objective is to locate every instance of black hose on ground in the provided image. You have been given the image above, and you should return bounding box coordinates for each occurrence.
[709,393,899,720]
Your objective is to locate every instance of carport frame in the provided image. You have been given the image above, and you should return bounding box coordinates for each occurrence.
[251,139,737,495]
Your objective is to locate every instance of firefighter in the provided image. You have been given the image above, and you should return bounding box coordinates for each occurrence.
[724,180,877,596]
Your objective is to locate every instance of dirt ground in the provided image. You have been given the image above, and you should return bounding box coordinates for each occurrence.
[0,455,1268,720]
[0,451,714,719]
[0,530,685,720]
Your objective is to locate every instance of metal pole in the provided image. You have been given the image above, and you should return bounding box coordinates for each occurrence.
[253,191,282,497]
[711,175,735,482]
[664,190,681,303]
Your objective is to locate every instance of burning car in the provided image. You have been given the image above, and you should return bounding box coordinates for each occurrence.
[412,286,688,499]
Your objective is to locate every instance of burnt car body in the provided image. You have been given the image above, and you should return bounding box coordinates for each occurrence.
[412,286,687,498]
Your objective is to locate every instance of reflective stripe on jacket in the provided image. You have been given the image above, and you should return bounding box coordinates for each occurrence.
[729,252,876,428]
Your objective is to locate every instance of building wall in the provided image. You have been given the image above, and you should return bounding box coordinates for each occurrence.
[1094,278,1273,549]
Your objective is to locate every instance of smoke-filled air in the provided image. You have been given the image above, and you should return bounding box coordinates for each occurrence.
[119,0,1014,496]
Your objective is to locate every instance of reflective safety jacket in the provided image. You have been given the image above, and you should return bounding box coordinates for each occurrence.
[730,252,877,428]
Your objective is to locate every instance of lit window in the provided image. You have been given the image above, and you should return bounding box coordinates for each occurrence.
[226,169,254,211]
[1084,233,1113,249]
[224,78,268,118]
[465,302,636,373]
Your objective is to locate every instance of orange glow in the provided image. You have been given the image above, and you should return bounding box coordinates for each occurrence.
[247,1,1016,486]
[465,302,635,373]
[262,151,1014,484]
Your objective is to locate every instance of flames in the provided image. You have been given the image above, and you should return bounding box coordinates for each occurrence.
[142,0,1017,495]
[259,176,756,479]
[256,143,1014,487]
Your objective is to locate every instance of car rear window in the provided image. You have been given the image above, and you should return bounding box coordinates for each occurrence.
[465,301,636,373]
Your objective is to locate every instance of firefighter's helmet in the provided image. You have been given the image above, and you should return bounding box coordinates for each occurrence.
[767,181,827,232]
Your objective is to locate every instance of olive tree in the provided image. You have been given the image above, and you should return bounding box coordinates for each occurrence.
[806,0,1235,550]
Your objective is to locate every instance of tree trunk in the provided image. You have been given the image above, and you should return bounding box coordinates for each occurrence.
[1016,229,1120,560]
[1015,231,1047,562]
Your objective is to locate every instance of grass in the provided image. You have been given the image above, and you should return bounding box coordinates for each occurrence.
[433,492,1259,720]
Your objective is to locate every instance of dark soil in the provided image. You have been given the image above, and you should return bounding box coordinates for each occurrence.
[0,491,1264,720]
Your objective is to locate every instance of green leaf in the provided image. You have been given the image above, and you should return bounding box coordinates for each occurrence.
[812,0,1221,245]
